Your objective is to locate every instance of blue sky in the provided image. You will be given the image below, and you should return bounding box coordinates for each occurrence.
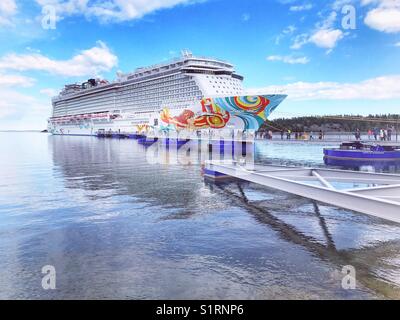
[0,0,399,130]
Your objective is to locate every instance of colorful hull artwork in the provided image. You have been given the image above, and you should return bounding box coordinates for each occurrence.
[160,95,287,131]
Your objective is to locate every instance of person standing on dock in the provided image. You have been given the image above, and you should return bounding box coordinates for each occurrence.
[388,127,392,141]
[374,128,379,140]
[286,129,292,140]
[380,128,385,141]
[354,128,361,140]
[280,130,284,140]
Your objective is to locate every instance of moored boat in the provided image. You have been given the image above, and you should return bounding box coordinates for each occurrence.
[324,141,400,166]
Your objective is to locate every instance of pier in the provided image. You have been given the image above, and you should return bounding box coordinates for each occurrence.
[205,161,400,224]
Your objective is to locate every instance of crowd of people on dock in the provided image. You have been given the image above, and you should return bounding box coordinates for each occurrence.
[256,126,397,142]
[256,129,326,140]
[365,127,396,141]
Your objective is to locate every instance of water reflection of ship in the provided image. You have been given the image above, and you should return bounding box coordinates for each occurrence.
[205,180,400,299]
[48,136,254,202]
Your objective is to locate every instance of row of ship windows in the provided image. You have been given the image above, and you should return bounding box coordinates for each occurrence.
[211,82,241,88]
[127,70,185,81]
[59,94,200,112]
[206,76,241,83]
[53,104,157,116]
[116,91,202,103]
[207,78,241,86]
[55,94,115,107]
[120,80,196,94]
[55,99,115,109]
[54,103,202,117]
[210,83,241,89]
[206,75,240,82]
[210,81,241,88]
[54,90,203,114]
[118,86,199,98]
[54,85,200,109]
[126,74,186,87]
[215,90,241,95]
[118,86,200,99]
[57,87,201,106]
[53,107,115,115]
[117,94,202,107]
[56,77,192,105]
[211,87,242,93]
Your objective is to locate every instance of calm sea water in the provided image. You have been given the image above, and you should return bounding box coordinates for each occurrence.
[1,132,400,300]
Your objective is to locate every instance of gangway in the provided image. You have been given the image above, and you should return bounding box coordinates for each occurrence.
[204,161,400,224]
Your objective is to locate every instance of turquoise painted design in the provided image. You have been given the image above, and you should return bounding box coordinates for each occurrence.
[212,94,287,130]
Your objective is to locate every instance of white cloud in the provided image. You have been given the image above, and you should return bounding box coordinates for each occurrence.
[0,0,17,26]
[0,73,35,87]
[35,0,204,23]
[332,0,354,11]
[290,12,344,51]
[290,33,309,49]
[290,4,313,11]
[0,88,50,129]
[395,42,400,46]
[283,25,297,34]
[0,0,17,15]
[365,5,400,33]
[291,29,344,50]
[309,28,344,49]
[275,25,297,44]
[0,41,118,77]
[267,55,310,64]
[361,0,399,6]
[317,11,338,29]
[248,75,400,101]
[40,88,58,97]
[361,0,376,5]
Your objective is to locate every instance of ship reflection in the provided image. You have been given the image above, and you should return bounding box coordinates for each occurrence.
[48,135,254,206]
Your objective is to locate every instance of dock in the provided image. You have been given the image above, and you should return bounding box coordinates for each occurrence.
[204,161,400,224]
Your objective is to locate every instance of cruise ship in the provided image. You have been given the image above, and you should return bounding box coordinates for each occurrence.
[48,51,287,136]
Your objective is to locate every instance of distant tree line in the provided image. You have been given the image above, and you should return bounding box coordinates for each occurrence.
[261,114,400,132]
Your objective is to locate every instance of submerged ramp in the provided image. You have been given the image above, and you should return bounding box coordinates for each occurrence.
[205,161,400,224]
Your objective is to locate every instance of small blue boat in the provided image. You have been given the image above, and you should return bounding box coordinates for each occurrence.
[324,141,400,166]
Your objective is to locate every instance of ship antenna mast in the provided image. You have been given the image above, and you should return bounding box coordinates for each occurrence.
[181,49,193,58]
